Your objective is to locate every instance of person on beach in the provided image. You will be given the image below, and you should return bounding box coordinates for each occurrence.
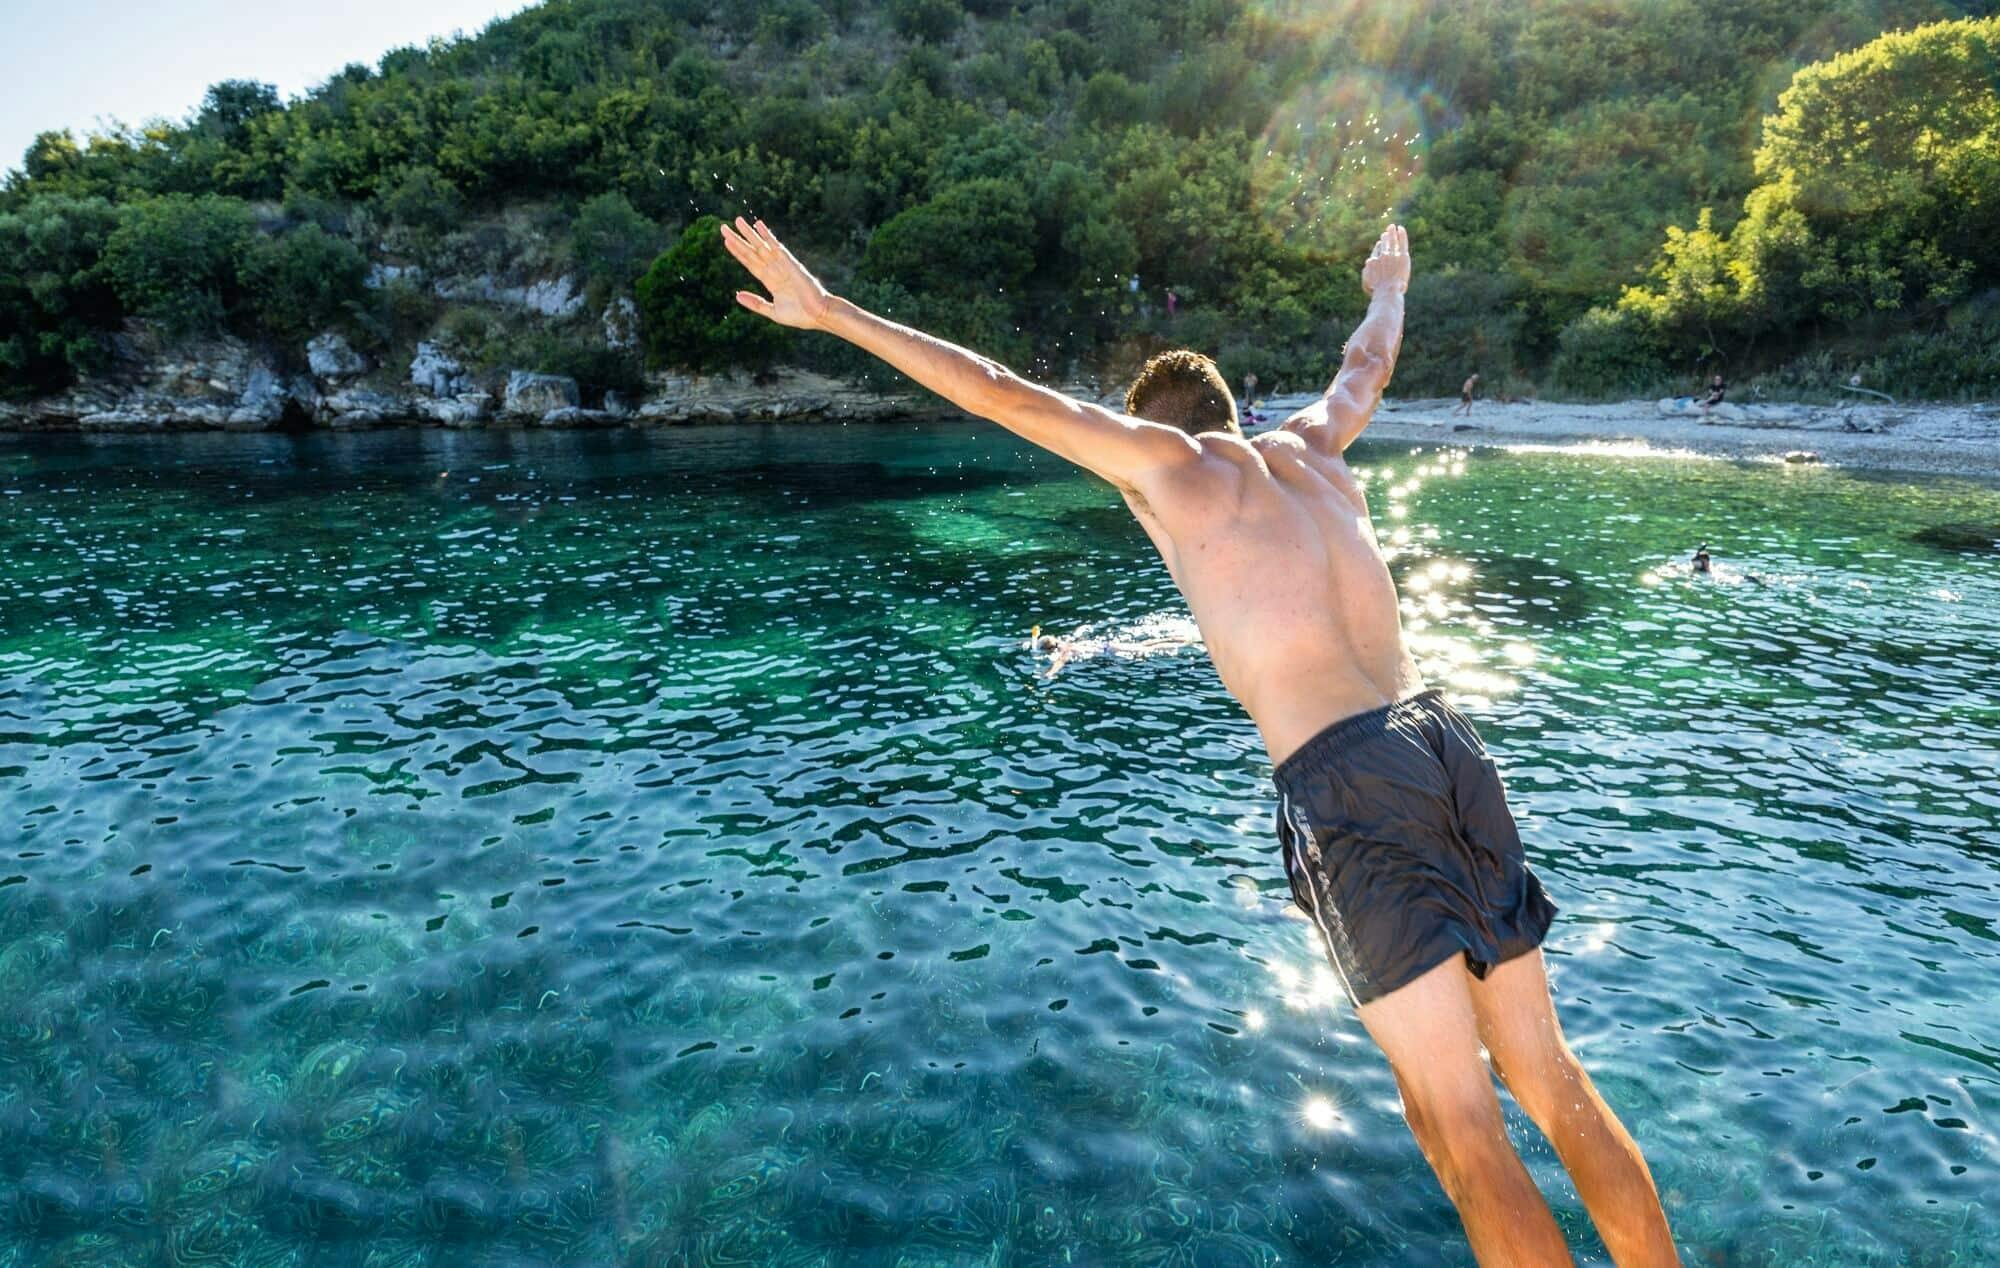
[1455,372,1480,416]
[722,216,1678,1266]
[1700,374,1727,418]
[1243,371,1259,410]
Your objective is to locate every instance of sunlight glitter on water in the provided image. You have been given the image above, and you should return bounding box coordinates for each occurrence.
[0,424,1995,1265]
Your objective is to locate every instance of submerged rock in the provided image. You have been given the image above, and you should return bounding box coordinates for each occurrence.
[504,371,581,417]
[1911,522,2000,553]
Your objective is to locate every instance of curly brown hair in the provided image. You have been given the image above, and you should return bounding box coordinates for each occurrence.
[1124,350,1241,437]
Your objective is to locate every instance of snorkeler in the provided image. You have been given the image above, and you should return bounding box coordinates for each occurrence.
[1029,623,1198,678]
[724,217,1677,1266]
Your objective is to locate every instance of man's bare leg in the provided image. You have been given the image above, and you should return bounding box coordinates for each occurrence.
[1355,957,1574,1267]
[1468,952,1678,1266]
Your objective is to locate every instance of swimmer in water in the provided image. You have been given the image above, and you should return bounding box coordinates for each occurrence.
[725,217,1675,1264]
[1692,543,1712,574]
[1030,623,1196,678]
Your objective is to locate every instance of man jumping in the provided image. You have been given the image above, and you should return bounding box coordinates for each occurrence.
[722,217,1677,1266]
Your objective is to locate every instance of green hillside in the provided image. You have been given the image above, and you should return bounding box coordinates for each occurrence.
[3,0,1996,404]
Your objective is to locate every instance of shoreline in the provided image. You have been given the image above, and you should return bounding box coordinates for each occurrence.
[1314,396,2000,481]
[7,377,1998,480]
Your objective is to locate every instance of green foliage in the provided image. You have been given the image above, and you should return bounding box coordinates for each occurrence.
[1396,267,1529,395]
[3,0,1993,402]
[1551,306,1669,399]
[376,167,464,245]
[755,0,828,50]
[1619,16,2000,387]
[0,195,122,394]
[197,81,282,144]
[242,225,370,347]
[571,192,659,291]
[103,195,256,337]
[889,0,962,44]
[863,179,1037,297]
[636,216,789,372]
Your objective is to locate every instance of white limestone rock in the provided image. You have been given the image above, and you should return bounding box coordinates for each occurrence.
[504,371,580,417]
[307,333,368,380]
[409,342,470,398]
[537,407,615,429]
[603,298,640,351]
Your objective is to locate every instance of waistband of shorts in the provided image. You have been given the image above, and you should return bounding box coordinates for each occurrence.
[1272,689,1446,787]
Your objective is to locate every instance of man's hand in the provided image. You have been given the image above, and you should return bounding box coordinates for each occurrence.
[1360,224,1410,297]
[1279,224,1409,454]
[720,217,832,329]
[716,215,1196,489]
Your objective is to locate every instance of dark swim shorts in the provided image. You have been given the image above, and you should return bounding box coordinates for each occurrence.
[1274,689,1557,1007]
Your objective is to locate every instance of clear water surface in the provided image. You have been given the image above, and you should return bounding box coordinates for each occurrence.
[1,423,1995,1266]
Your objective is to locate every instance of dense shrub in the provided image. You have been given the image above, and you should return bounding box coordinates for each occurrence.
[103,196,256,337]
[3,0,1993,400]
[1550,307,1669,399]
[636,216,790,373]
[889,0,962,44]
[243,225,370,347]
[571,192,660,292]
[0,196,122,394]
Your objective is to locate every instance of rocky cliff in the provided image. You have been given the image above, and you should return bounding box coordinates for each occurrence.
[0,324,947,433]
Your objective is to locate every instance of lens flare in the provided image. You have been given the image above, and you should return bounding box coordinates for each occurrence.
[1251,69,1457,255]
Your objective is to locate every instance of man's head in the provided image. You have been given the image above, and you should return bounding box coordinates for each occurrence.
[1126,351,1242,437]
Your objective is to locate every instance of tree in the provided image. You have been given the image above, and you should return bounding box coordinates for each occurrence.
[376,166,464,243]
[635,215,789,372]
[861,179,1037,299]
[0,195,122,395]
[889,0,961,44]
[243,225,370,346]
[571,192,659,291]
[197,81,282,143]
[103,195,256,336]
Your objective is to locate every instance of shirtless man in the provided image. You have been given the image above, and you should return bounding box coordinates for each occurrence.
[722,217,1677,1266]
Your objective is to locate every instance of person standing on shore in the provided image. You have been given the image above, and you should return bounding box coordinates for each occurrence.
[1455,372,1480,416]
[722,214,1678,1265]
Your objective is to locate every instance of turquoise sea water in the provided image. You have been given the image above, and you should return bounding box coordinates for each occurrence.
[0,422,1995,1266]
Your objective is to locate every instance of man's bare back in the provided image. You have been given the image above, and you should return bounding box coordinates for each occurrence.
[722,215,1677,1267]
[1123,428,1420,766]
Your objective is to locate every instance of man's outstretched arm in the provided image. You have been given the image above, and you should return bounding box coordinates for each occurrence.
[1284,224,1410,454]
[720,217,1197,490]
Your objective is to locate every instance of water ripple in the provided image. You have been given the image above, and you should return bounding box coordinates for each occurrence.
[0,426,1995,1264]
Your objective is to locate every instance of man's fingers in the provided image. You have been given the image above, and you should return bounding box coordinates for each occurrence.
[733,217,768,257]
[736,291,776,318]
[720,221,757,262]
